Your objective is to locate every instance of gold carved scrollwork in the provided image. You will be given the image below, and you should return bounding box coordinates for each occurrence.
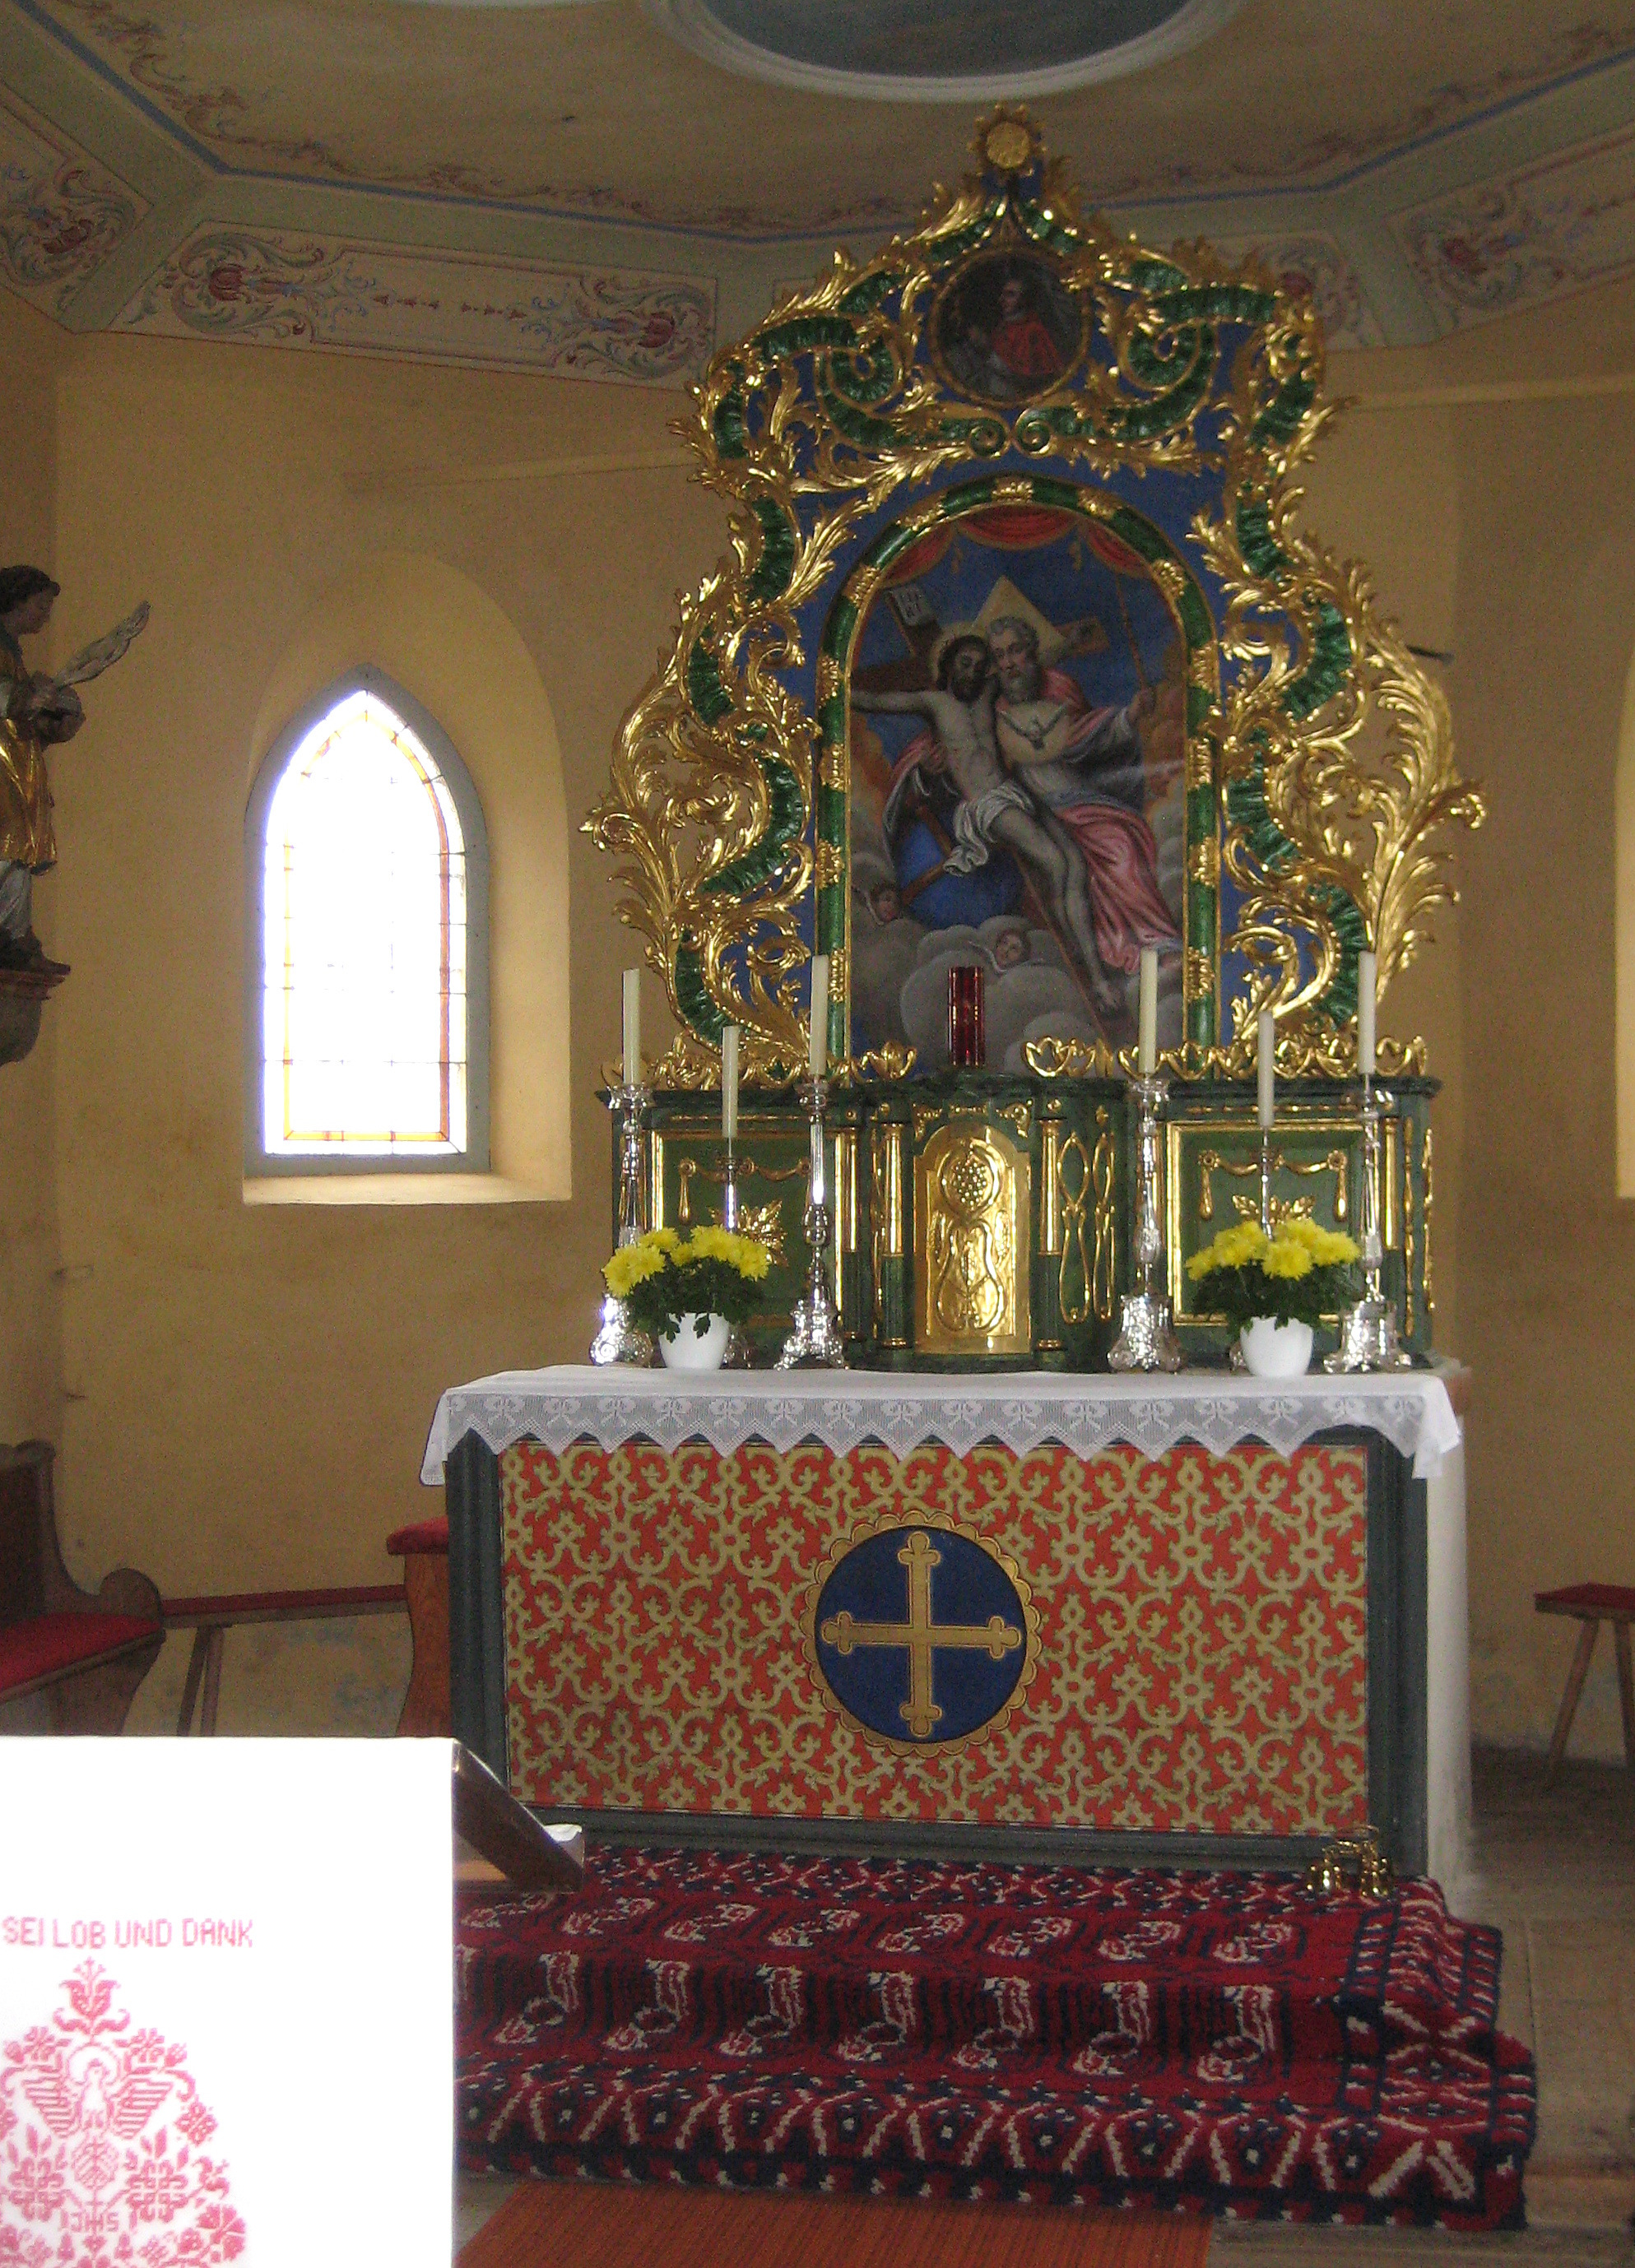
[586,107,1479,1086]
[834,1129,859,1258]
[1091,1106,1117,1323]
[871,1116,907,1345]
[676,1153,804,1258]
[1024,1034,1117,1080]
[838,1042,918,1083]
[1038,1111,1063,1258]
[1421,1125,1434,1324]
[1197,1147,1349,1227]
[1022,1031,1427,1083]
[1055,1131,1092,1328]
[917,1124,1030,1354]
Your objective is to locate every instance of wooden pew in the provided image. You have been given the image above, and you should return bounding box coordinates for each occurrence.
[0,1440,164,1732]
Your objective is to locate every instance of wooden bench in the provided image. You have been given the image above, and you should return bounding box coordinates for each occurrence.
[386,1514,451,1737]
[0,1440,164,1732]
[1536,1582,1635,1782]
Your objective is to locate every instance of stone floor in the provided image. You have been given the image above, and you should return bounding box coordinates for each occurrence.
[456,1750,1635,2261]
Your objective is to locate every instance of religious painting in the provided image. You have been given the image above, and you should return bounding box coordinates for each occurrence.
[846,501,1187,1069]
[931,253,1082,403]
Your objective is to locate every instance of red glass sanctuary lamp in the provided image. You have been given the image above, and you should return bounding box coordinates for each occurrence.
[947,965,985,1069]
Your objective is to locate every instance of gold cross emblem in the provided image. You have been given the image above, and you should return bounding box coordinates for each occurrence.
[819,1529,1023,1739]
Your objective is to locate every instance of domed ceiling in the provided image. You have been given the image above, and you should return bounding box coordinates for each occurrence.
[653,0,1240,98]
[1,0,1632,379]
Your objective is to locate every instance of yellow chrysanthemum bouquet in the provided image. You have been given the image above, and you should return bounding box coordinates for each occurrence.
[1185,1215,1360,1330]
[602,1225,772,1343]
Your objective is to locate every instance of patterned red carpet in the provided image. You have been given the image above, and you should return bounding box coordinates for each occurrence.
[456,1848,1535,2229]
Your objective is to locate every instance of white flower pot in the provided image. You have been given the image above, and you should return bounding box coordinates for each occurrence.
[658,1313,731,1372]
[1238,1316,1314,1379]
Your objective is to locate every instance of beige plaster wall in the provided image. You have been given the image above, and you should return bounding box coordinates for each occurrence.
[1450,389,1635,1760]
[31,334,712,1727]
[1319,286,1635,1760]
[0,293,65,1453]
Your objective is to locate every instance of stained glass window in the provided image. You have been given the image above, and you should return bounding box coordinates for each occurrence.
[258,685,473,1161]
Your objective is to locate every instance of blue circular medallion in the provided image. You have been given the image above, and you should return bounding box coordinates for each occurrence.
[812,1525,1030,1746]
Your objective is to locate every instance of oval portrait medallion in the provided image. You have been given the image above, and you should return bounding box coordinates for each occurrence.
[804,1519,1039,1753]
[931,251,1085,406]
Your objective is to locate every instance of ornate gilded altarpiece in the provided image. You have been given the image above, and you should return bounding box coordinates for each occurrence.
[589,113,1481,1365]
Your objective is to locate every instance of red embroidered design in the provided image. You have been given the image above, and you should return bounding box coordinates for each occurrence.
[0,1961,244,2266]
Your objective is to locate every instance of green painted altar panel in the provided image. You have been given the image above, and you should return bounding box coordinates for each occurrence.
[628,1073,1436,1369]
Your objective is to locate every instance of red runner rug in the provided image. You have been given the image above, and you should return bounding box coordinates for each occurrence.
[456,1849,1535,2230]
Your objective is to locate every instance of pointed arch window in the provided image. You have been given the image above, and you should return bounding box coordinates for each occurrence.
[246,673,490,1174]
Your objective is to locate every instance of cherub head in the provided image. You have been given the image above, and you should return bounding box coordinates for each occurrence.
[991,923,1029,972]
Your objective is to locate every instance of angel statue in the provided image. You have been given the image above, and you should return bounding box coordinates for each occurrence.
[0,564,149,973]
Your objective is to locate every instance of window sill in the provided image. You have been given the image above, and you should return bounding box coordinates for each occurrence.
[243,1174,550,1208]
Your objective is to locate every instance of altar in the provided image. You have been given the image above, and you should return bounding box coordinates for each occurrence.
[418,114,1490,1899]
[424,1366,1469,1880]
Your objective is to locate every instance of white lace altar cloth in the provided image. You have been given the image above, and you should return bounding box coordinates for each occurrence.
[422,1365,1461,1484]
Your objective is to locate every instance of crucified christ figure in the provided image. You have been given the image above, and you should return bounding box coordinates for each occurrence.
[852,633,1125,1027]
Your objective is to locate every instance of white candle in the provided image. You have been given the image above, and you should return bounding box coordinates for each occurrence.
[1257,1011,1275,1130]
[722,1024,739,1140]
[621,967,640,1088]
[808,954,829,1079]
[1137,948,1158,1075]
[1358,950,1377,1081]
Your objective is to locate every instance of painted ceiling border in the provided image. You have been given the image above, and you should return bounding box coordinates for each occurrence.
[7,0,1635,243]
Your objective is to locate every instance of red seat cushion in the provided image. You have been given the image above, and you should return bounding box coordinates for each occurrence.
[1535,1582,1635,1617]
[0,1612,162,1695]
[387,1516,449,1557]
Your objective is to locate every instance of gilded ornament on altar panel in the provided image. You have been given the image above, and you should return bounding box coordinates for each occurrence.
[801,1514,1042,1757]
[586,106,1482,1091]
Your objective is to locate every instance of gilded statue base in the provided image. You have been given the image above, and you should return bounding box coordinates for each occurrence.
[0,962,67,1071]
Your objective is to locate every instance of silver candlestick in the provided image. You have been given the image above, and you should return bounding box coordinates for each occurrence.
[1325,1077,1412,1373]
[590,1079,656,1366]
[778,1077,846,1369]
[1108,1071,1182,1371]
[718,1138,753,1370]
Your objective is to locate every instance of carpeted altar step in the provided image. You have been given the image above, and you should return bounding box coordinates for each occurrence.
[456,1848,1535,2230]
